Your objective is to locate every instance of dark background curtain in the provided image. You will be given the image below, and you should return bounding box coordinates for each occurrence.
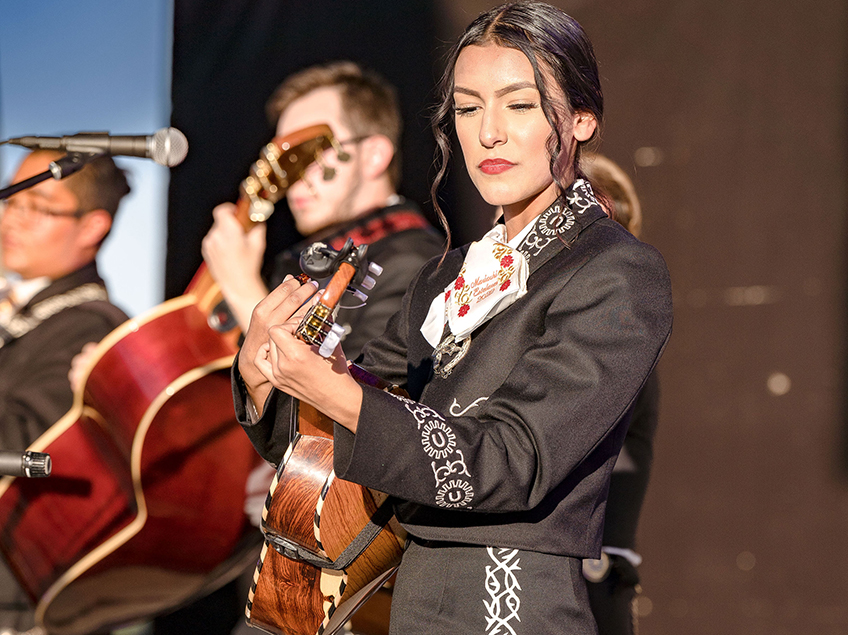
[166,0,443,298]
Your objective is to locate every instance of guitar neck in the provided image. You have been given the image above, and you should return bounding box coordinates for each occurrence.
[184,195,258,314]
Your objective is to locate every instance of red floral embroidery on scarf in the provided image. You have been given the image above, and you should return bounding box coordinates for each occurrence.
[445,289,451,300]
[500,280,511,291]
[500,254,513,268]
[454,276,465,291]
[458,304,470,317]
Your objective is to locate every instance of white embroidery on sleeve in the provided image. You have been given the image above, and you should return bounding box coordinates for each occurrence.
[387,392,475,508]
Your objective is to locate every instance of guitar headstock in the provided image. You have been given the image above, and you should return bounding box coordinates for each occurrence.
[295,238,383,358]
[236,123,351,227]
[192,123,352,332]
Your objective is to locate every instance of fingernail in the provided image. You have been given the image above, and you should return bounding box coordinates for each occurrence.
[283,274,293,282]
[310,280,320,288]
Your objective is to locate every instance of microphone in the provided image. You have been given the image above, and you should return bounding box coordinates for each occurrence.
[0,450,52,478]
[4,127,189,167]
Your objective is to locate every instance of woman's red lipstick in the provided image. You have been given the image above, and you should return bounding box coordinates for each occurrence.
[478,159,515,175]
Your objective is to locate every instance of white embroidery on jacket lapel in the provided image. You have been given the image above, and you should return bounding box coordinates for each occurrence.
[449,396,488,416]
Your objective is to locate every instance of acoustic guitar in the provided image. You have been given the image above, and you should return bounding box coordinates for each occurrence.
[0,125,344,635]
[244,242,407,635]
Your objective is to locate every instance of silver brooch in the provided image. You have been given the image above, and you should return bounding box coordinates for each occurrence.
[432,334,470,378]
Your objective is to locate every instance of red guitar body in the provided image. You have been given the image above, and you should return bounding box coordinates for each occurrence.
[0,299,260,635]
[0,125,339,635]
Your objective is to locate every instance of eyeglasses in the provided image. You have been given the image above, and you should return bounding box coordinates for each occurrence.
[308,135,372,181]
[336,135,370,146]
[0,197,86,226]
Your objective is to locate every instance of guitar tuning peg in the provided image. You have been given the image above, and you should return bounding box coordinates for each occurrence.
[318,323,346,358]
[302,175,317,196]
[368,262,384,277]
[360,275,376,291]
[329,137,351,162]
[313,150,336,181]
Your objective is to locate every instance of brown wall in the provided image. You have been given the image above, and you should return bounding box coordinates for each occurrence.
[438,1,848,633]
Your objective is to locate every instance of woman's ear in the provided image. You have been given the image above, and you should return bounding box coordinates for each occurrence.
[360,134,395,180]
[572,112,597,142]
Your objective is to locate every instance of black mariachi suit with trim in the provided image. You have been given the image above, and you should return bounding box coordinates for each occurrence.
[236,182,673,634]
[0,261,127,632]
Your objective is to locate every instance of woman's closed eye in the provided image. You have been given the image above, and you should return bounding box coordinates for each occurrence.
[508,101,539,113]
[454,104,480,117]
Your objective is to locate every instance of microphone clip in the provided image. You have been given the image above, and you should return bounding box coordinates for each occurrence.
[49,150,108,179]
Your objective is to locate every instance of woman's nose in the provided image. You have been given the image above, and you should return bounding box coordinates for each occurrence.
[478,110,506,148]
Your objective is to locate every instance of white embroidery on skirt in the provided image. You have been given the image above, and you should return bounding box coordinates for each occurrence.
[484,547,522,635]
[387,392,475,508]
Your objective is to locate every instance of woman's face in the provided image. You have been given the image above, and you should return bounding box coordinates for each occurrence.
[453,44,559,222]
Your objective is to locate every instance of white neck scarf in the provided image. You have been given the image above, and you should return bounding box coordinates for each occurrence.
[421,222,530,348]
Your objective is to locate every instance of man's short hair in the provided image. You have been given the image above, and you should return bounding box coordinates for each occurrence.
[65,154,131,220]
[583,153,642,239]
[29,150,131,220]
[266,61,402,187]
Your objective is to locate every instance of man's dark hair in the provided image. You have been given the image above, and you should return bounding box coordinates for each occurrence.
[64,154,131,219]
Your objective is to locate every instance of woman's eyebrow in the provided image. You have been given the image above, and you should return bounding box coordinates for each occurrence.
[495,81,538,97]
[453,81,538,99]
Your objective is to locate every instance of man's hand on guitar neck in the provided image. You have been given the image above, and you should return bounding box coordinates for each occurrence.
[202,202,269,332]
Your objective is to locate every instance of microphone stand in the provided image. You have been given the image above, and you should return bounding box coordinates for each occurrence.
[0,150,106,201]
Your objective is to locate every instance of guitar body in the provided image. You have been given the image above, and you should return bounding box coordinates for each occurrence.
[0,296,262,635]
[246,392,406,635]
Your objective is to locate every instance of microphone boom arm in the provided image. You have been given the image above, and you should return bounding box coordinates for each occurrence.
[0,151,106,201]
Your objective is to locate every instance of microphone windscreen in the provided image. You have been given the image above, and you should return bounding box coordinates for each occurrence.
[151,127,189,167]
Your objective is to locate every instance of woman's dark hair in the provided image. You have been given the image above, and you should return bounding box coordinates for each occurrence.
[430,1,604,243]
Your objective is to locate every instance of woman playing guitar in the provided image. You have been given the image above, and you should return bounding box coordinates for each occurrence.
[235,3,673,634]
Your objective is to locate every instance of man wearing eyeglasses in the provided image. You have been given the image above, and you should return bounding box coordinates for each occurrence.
[0,150,130,632]
[0,150,130,452]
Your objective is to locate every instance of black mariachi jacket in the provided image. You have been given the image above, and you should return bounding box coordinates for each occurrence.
[0,262,127,450]
[237,183,673,559]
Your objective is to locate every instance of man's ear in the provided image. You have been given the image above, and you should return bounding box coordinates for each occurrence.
[572,112,598,142]
[360,134,395,180]
[79,209,113,248]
